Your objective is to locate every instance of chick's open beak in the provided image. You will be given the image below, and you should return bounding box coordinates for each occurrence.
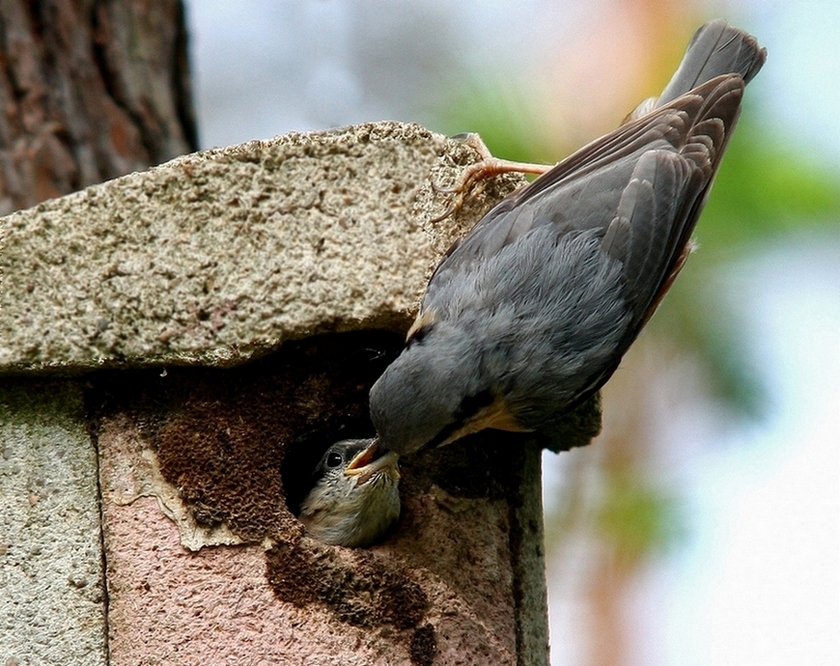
[344,440,400,486]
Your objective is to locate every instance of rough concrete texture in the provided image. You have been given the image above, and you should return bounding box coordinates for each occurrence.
[103,494,425,666]
[102,422,242,551]
[0,381,106,666]
[0,121,522,372]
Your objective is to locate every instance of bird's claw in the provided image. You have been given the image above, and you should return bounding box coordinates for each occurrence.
[429,163,495,223]
[430,134,554,222]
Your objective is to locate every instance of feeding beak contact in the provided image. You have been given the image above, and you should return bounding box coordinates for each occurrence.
[344,440,400,485]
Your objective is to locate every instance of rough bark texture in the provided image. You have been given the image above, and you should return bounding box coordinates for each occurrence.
[0,0,196,215]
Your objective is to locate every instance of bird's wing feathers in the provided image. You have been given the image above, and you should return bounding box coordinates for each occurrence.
[426,100,696,283]
[425,75,744,335]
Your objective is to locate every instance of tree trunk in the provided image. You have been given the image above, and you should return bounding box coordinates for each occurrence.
[0,0,196,214]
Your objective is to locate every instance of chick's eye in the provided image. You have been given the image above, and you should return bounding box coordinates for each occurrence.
[326,452,343,468]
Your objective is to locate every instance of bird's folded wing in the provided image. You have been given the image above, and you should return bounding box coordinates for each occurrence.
[425,75,744,327]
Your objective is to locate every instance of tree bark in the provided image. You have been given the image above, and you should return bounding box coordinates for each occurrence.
[0,0,196,215]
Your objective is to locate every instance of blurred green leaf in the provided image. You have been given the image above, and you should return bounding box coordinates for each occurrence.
[436,74,555,165]
[652,272,766,418]
[699,108,840,253]
[652,109,840,417]
[596,471,686,562]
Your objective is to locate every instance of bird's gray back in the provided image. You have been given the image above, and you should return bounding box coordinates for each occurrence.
[420,76,746,432]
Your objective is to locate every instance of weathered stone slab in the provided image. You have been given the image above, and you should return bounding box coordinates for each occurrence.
[0,122,516,373]
[0,382,106,666]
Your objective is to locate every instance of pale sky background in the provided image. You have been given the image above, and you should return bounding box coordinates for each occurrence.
[186,2,840,664]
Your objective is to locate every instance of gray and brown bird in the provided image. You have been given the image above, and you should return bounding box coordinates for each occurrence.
[298,439,400,547]
[370,20,767,456]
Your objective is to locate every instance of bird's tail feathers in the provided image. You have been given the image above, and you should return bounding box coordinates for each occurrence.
[657,19,766,106]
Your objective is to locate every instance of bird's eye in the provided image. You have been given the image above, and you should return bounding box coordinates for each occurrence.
[326,451,343,468]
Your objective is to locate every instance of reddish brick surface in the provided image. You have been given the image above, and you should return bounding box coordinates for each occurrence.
[97,385,524,665]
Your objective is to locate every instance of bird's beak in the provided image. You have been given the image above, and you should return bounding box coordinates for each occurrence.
[345,440,400,485]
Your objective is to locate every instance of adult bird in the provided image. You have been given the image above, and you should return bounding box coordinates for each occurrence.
[369,20,766,456]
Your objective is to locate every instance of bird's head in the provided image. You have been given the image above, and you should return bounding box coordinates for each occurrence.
[369,318,522,455]
[368,319,474,455]
[298,439,400,548]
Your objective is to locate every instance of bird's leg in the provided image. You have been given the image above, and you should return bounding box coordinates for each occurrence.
[430,133,554,222]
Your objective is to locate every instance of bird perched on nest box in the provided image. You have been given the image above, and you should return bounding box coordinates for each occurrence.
[369,19,766,456]
[300,20,765,548]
